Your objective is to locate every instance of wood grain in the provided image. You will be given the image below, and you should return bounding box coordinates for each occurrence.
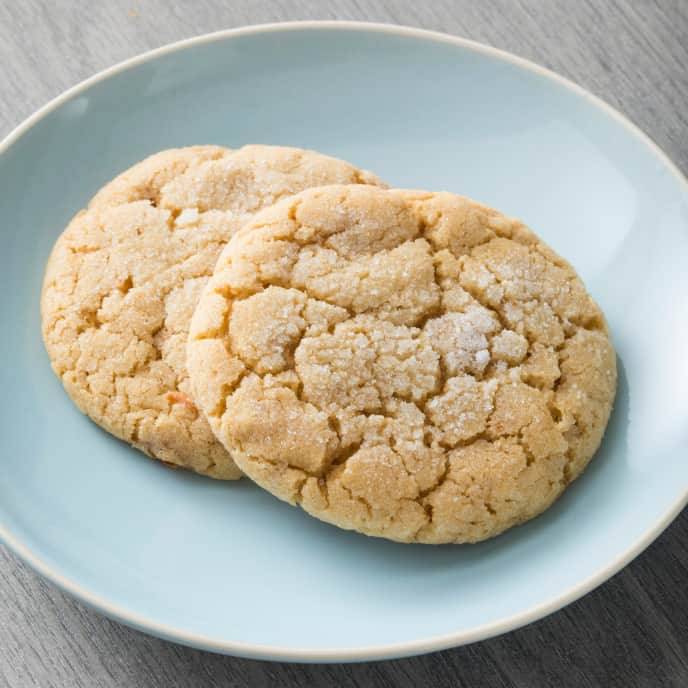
[1,1,687,686]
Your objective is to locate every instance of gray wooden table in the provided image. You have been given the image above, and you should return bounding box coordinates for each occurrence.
[1,1,687,686]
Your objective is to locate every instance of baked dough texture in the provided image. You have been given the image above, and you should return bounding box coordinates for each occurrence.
[188,185,617,541]
[41,146,384,479]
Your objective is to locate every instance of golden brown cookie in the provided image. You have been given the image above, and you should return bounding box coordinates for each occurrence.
[188,185,616,541]
[41,146,384,479]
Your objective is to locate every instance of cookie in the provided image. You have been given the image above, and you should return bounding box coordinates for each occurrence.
[188,185,617,542]
[41,146,385,479]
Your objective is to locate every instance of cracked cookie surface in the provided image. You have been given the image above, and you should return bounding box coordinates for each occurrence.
[188,185,616,540]
[41,146,384,479]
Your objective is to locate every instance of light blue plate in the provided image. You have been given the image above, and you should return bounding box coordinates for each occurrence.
[1,22,687,662]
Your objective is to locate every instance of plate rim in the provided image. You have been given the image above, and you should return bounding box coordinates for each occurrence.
[1,19,687,663]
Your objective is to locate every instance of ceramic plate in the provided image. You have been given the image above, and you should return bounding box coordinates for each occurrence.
[1,22,687,662]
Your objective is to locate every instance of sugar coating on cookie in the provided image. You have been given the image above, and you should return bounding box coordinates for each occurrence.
[188,185,616,541]
[41,146,384,479]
